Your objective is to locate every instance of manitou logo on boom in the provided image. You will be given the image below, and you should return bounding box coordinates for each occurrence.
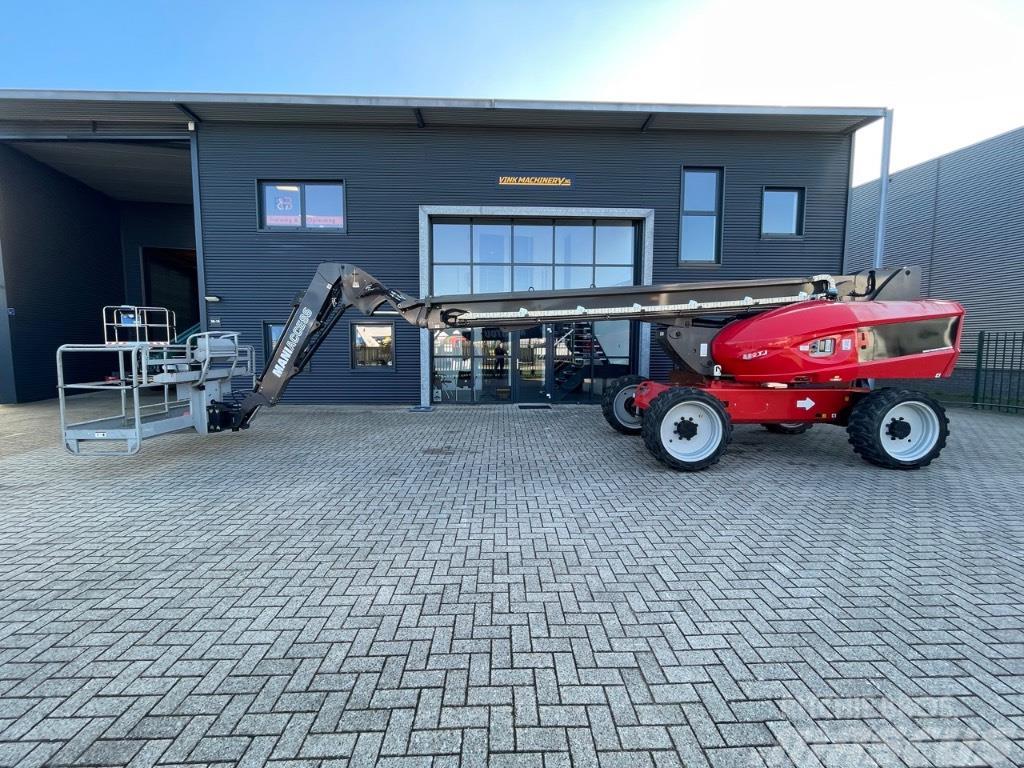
[272,307,313,378]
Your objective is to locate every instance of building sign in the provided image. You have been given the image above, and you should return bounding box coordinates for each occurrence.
[498,175,574,188]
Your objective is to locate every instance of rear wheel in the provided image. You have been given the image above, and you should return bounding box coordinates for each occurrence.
[601,375,646,435]
[847,388,948,469]
[763,422,813,435]
[641,387,732,471]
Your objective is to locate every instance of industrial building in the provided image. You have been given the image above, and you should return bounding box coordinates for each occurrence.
[846,125,1024,347]
[0,91,889,405]
[846,126,1024,404]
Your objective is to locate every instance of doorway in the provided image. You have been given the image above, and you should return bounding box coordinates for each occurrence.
[432,321,634,404]
[430,319,630,405]
[427,214,645,404]
[142,247,199,337]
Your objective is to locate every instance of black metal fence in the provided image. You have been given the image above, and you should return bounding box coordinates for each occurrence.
[973,331,1024,412]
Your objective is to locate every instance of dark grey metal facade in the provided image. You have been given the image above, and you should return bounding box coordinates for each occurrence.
[846,126,1024,357]
[0,144,123,402]
[197,123,854,404]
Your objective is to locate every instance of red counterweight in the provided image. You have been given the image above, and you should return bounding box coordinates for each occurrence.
[711,299,964,384]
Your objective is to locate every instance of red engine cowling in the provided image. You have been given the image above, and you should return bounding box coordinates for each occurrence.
[711,299,964,384]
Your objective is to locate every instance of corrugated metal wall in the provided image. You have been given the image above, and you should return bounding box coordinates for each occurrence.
[846,127,1024,357]
[197,124,853,404]
[0,144,123,402]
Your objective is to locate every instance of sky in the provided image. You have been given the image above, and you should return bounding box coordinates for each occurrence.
[2,0,1022,185]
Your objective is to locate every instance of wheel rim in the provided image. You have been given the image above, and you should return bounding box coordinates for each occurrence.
[879,401,940,462]
[779,422,804,429]
[660,401,723,462]
[612,386,642,428]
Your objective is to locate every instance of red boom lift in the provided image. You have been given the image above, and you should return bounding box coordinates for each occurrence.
[208,264,963,471]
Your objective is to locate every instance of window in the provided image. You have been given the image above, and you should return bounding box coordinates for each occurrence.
[431,218,638,297]
[264,321,312,372]
[680,168,722,263]
[263,322,286,365]
[352,323,394,369]
[761,187,804,236]
[259,181,345,231]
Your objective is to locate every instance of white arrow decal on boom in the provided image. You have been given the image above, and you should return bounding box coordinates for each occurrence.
[796,397,815,411]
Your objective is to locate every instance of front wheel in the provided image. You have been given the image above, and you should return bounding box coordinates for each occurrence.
[642,388,732,471]
[601,375,647,435]
[847,388,949,469]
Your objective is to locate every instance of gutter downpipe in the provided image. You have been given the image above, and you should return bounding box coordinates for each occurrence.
[189,130,209,332]
[873,108,894,269]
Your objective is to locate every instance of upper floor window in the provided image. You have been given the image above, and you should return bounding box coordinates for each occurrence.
[259,181,346,231]
[680,168,722,263]
[761,187,804,237]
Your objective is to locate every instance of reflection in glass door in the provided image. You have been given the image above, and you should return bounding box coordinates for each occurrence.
[515,326,547,402]
[544,321,633,403]
[475,328,512,402]
[548,323,586,402]
[432,327,512,403]
[435,321,635,404]
[586,320,632,399]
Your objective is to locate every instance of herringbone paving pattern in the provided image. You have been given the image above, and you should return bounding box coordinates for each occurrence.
[1,403,1023,767]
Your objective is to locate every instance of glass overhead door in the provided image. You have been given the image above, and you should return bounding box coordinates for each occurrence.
[430,217,639,404]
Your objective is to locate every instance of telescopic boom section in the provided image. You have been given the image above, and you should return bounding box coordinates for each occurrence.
[207,262,918,431]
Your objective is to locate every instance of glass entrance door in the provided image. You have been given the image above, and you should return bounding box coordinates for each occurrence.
[543,320,634,403]
[515,326,547,402]
[477,328,512,402]
[548,323,587,402]
[432,327,512,403]
[586,320,632,399]
[508,320,636,404]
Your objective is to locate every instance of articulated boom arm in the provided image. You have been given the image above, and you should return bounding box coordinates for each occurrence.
[209,263,412,430]
[208,263,919,430]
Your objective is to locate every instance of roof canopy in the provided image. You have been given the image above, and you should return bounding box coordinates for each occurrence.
[0,90,885,138]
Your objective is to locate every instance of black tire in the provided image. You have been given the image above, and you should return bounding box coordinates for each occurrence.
[762,422,813,435]
[601,375,647,435]
[641,387,732,471]
[847,388,949,469]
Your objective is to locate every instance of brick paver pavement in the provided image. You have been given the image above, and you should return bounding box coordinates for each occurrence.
[1,403,1023,767]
